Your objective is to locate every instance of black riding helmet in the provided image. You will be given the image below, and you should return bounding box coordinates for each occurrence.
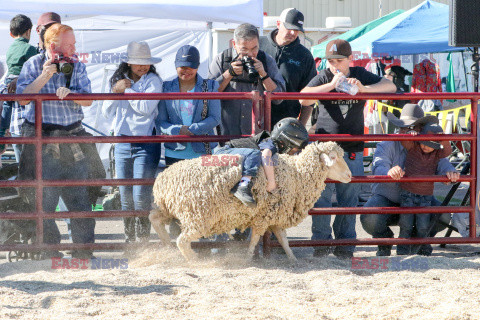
[271,118,309,154]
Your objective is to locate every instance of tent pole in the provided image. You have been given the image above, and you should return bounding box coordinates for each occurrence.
[472,47,479,93]
[207,22,213,68]
[462,51,469,92]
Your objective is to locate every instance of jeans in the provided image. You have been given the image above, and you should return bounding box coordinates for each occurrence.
[11,132,21,162]
[311,152,364,255]
[398,190,432,255]
[0,77,14,137]
[115,142,159,241]
[361,194,399,239]
[361,194,443,254]
[213,146,262,177]
[0,101,13,135]
[41,154,95,246]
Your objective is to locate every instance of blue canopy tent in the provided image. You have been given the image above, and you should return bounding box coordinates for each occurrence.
[350,0,464,57]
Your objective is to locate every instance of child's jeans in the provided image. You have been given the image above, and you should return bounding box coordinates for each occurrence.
[213,145,262,177]
[398,190,432,255]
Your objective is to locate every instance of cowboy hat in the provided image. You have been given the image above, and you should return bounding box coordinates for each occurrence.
[122,41,162,65]
[386,103,438,127]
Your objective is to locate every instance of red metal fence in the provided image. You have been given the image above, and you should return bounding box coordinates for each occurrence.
[0,91,477,255]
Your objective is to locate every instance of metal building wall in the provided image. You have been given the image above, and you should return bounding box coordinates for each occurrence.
[263,0,449,28]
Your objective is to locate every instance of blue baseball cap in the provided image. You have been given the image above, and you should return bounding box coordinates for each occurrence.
[175,45,200,69]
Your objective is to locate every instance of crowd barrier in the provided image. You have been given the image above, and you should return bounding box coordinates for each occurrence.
[0,91,477,257]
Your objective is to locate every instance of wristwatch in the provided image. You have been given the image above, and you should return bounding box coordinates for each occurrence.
[260,74,270,81]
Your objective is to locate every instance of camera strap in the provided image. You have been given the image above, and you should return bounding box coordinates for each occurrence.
[221,48,269,84]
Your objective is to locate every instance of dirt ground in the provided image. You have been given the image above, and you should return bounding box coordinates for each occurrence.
[1,182,480,320]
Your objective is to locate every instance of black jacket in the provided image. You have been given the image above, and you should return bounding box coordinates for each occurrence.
[259,29,317,126]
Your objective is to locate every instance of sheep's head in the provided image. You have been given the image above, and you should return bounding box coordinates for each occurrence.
[301,141,352,183]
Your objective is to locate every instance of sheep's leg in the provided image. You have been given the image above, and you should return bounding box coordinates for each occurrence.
[246,227,263,259]
[177,230,201,261]
[148,209,170,245]
[271,226,297,261]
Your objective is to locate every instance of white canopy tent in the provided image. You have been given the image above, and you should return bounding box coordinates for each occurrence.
[0,0,263,25]
[0,0,263,166]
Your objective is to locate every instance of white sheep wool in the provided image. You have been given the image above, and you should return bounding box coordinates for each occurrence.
[150,141,350,261]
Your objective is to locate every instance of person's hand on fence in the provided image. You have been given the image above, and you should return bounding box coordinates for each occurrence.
[388,165,405,180]
[445,171,460,184]
[56,87,71,100]
[408,130,418,136]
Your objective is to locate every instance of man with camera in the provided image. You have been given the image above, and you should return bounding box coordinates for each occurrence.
[16,23,96,259]
[209,23,285,135]
[259,8,317,127]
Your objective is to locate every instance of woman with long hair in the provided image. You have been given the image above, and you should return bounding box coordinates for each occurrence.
[102,41,162,243]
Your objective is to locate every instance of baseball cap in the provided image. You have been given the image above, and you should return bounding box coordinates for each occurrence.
[279,8,305,32]
[175,45,200,69]
[420,122,444,150]
[36,12,61,32]
[325,39,352,59]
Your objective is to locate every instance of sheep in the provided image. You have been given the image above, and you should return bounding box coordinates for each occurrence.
[149,141,352,261]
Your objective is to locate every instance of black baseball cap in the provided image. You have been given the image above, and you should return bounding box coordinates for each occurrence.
[279,8,305,32]
[420,122,444,149]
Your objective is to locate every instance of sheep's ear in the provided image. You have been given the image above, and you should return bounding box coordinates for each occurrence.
[320,151,338,167]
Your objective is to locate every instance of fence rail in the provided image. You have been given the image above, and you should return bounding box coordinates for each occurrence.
[0,91,476,256]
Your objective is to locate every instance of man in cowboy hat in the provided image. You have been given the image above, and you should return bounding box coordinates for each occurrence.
[16,23,97,260]
[360,104,459,256]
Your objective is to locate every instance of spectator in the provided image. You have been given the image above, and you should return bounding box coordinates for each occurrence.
[259,8,316,127]
[1,14,37,158]
[16,23,96,259]
[300,39,396,259]
[157,45,220,238]
[208,23,285,135]
[36,12,62,52]
[5,12,61,162]
[102,41,162,243]
[361,104,459,256]
[398,122,455,256]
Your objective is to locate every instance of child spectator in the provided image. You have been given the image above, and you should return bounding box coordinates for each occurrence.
[214,117,309,207]
[398,122,456,256]
[0,14,37,156]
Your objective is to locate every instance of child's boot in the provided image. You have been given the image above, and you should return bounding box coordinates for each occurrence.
[231,181,256,208]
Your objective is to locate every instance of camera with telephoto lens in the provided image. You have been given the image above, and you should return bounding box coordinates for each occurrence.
[241,56,259,81]
[52,53,75,76]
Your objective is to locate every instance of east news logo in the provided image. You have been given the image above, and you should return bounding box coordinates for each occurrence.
[51,257,129,269]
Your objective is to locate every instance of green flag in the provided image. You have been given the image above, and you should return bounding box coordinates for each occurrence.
[447,53,456,102]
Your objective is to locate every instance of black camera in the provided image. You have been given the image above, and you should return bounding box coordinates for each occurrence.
[241,56,259,81]
[52,53,75,76]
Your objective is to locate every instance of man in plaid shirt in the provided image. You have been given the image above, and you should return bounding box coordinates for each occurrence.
[16,23,95,259]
